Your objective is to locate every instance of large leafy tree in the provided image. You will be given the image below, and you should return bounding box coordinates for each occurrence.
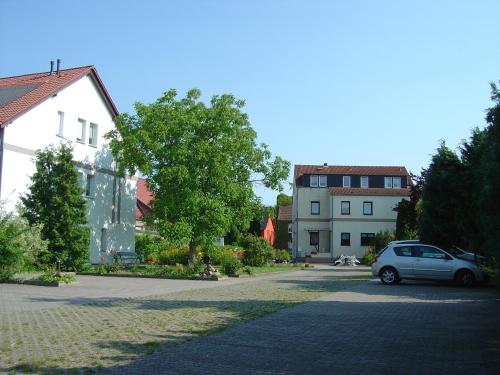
[394,174,422,240]
[21,144,89,270]
[107,89,290,261]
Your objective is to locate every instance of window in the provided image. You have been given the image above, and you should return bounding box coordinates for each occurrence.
[384,177,393,188]
[418,246,448,259]
[341,232,350,246]
[310,201,320,215]
[360,233,375,246]
[363,201,373,215]
[385,176,402,189]
[341,201,350,215]
[394,246,413,257]
[77,118,86,143]
[89,123,98,146]
[309,231,319,246]
[57,111,64,136]
[310,175,327,188]
[360,176,369,188]
[343,175,351,187]
[86,174,94,197]
[319,175,327,187]
[310,175,318,187]
[393,176,401,188]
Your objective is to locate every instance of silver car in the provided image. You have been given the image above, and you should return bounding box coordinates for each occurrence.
[371,243,484,287]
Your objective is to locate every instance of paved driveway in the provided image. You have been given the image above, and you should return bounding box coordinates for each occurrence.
[1,267,499,374]
[105,274,500,375]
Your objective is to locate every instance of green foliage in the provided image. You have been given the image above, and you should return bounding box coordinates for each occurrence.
[276,193,292,208]
[394,174,422,240]
[21,144,89,270]
[241,235,274,266]
[135,233,163,261]
[106,89,290,262]
[275,249,291,262]
[157,247,190,265]
[374,230,395,252]
[221,254,241,276]
[203,243,225,265]
[362,246,377,265]
[38,272,75,284]
[0,212,27,280]
[418,142,466,249]
[242,266,255,276]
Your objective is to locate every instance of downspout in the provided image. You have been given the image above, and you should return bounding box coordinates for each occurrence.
[0,125,4,201]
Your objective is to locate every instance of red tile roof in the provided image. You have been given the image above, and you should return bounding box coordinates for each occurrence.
[294,165,409,180]
[0,66,119,126]
[278,205,292,221]
[136,178,154,219]
[329,187,410,196]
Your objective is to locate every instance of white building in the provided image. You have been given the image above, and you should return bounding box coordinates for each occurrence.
[292,164,411,260]
[0,63,136,263]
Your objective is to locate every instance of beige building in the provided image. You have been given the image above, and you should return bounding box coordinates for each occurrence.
[292,164,410,260]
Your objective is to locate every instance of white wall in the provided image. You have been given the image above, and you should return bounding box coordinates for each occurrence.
[1,74,137,263]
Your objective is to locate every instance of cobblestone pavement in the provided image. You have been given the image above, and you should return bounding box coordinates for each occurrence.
[0,266,369,372]
[1,267,499,374]
[105,276,500,375]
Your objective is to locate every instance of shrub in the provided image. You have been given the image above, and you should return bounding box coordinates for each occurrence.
[374,229,396,252]
[0,211,48,280]
[158,247,190,265]
[135,233,162,261]
[221,254,241,276]
[362,246,377,265]
[275,249,291,262]
[241,235,274,267]
[203,244,225,265]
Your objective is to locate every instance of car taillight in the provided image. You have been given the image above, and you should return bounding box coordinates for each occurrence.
[374,255,379,262]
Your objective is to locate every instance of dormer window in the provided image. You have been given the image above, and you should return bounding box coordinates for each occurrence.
[310,175,318,187]
[318,175,327,187]
[360,176,369,188]
[343,176,351,188]
[310,175,327,188]
[385,176,401,188]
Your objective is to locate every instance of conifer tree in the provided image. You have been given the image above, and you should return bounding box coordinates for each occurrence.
[21,144,89,270]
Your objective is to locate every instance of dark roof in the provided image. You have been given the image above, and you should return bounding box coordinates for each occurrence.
[278,205,292,221]
[294,165,410,180]
[329,187,410,196]
[0,66,119,126]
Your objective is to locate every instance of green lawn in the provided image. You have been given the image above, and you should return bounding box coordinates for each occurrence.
[245,263,300,275]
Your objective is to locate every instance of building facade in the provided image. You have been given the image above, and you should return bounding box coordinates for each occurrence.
[292,164,410,260]
[0,64,137,263]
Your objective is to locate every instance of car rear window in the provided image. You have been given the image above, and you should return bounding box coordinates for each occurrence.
[394,246,413,257]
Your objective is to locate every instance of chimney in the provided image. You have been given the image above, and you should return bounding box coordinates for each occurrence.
[56,59,61,75]
[49,61,54,75]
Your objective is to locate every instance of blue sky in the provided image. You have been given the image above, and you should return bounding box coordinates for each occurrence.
[1,0,499,205]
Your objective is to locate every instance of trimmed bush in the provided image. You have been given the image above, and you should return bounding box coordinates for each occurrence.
[221,254,241,276]
[275,249,291,262]
[203,244,225,265]
[241,235,274,267]
[135,233,162,261]
[158,247,190,265]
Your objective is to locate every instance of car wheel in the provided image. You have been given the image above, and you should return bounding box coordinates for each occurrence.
[455,269,475,287]
[380,267,400,285]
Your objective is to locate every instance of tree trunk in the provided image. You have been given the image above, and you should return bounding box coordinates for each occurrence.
[189,242,197,263]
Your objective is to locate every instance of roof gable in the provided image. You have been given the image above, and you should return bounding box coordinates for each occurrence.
[0,66,119,126]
